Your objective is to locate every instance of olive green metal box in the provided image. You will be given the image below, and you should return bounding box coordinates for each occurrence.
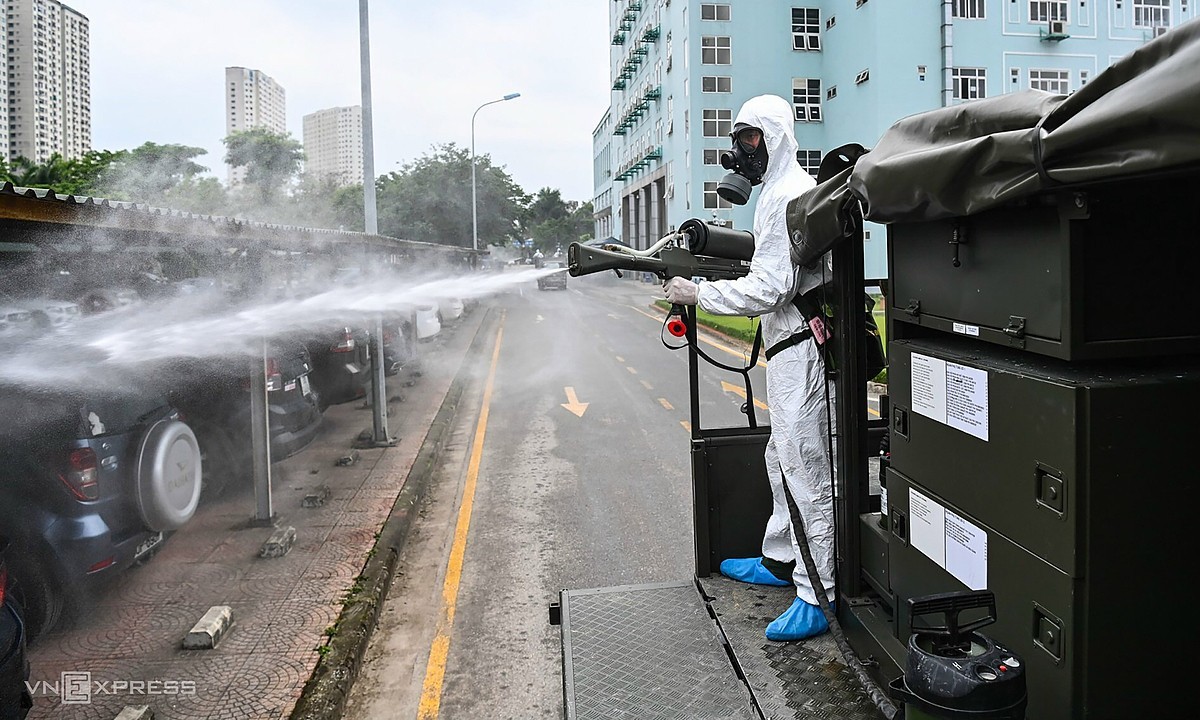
[882,336,1196,719]
[888,174,1200,361]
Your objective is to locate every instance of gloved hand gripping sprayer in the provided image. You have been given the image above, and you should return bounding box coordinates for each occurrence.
[567,220,764,424]
[568,219,756,337]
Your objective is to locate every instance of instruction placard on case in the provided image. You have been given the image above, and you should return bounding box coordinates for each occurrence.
[910,353,990,441]
[910,487,989,591]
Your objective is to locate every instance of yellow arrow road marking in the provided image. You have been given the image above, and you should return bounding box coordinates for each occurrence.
[561,387,589,417]
[721,380,769,411]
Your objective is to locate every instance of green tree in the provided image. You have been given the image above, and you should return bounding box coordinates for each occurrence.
[376,143,526,247]
[223,128,305,204]
[58,150,125,196]
[2,155,72,189]
[97,142,209,201]
[524,188,593,252]
[162,176,229,216]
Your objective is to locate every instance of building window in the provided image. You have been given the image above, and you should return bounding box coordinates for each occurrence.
[1029,1,1068,22]
[1133,0,1170,27]
[1029,68,1070,94]
[791,8,821,51]
[701,4,731,21]
[792,78,823,121]
[704,181,733,208]
[826,86,837,100]
[702,75,732,93]
[797,149,822,178]
[703,148,721,165]
[1080,69,1090,86]
[702,108,733,137]
[952,67,987,100]
[701,36,731,64]
[953,0,985,18]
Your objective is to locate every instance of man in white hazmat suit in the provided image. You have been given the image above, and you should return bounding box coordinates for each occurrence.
[664,94,835,641]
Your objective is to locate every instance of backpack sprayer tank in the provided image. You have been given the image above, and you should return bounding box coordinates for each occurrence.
[889,590,1027,720]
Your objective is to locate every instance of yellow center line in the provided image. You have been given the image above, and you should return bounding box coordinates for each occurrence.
[615,355,625,363]
[680,420,691,433]
[417,318,505,719]
[658,398,674,410]
[640,380,654,390]
[626,366,638,375]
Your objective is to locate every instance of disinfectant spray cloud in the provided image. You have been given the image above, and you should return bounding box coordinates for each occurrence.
[0,267,562,389]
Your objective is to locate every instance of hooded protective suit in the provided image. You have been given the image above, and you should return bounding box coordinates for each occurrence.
[695,95,835,610]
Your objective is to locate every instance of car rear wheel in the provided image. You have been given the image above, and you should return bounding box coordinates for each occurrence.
[8,558,64,642]
[134,419,203,531]
[192,421,243,500]
[76,289,119,315]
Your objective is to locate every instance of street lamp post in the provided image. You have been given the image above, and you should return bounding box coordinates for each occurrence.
[471,92,521,252]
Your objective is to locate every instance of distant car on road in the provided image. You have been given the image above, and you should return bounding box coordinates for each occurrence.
[538,261,569,291]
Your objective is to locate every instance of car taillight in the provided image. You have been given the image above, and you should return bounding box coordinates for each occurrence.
[0,564,6,605]
[265,357,283,391]
[60,447,99,501]
[331,327,356,353]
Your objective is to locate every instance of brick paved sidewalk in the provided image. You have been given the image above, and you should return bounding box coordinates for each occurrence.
[23,310,486,720]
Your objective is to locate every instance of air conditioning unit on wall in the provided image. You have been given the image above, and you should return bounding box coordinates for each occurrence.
[1048,19,1066,36]
[1153,25,1170,38]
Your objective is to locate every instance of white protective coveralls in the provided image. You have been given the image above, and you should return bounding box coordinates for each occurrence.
[695,95,835,608]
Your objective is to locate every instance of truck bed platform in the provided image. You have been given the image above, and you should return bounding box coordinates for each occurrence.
[558,576,881,719]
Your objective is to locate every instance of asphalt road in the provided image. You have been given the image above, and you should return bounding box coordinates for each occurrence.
[346,272,813,720]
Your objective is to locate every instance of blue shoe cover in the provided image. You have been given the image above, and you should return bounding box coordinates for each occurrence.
[719,557,791,587]
[765,597,830,641]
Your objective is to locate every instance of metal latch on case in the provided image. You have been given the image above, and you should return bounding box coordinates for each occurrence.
[1004,316,1026,338]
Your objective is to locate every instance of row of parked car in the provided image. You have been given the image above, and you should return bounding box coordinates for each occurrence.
[0,250,473,717]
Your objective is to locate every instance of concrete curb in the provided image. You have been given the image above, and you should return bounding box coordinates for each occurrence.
[288,308,497,720]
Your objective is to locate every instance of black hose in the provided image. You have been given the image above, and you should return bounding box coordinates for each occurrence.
[779,465,902,720]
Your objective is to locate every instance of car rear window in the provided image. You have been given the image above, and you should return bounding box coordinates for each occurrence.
[0,385,167,442]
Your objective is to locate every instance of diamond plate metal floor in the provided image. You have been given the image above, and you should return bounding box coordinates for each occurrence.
[561,581,757,720]
[701,575,882,720]
[560,578,884,720]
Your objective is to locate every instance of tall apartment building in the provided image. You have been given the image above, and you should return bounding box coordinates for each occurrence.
[5,0,90,164]
[302,105,363,188]
[225,66,286,185]
[597,0,1194,278]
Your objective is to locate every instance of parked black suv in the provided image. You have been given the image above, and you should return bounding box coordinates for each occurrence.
[0,537,31,719]
[0,384,203,640]
[166,340,323,499]
[302,325,371,410]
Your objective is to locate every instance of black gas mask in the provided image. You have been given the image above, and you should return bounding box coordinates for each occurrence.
[717,123,768,206]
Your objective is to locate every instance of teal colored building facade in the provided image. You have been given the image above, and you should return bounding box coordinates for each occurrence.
[594,0,1193,278]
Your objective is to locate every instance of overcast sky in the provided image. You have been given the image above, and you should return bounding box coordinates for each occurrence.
[67,0,610,203]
